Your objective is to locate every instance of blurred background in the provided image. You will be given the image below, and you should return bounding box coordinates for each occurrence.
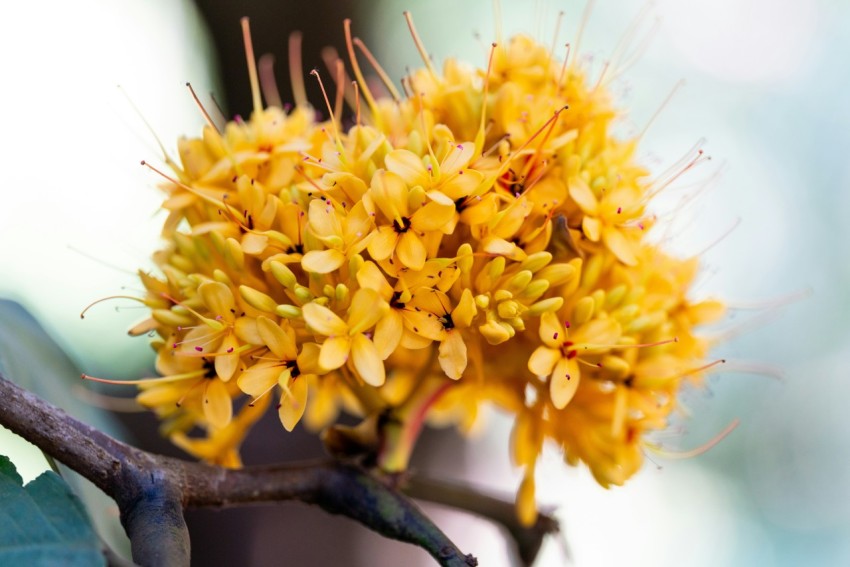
[1,0,848,565]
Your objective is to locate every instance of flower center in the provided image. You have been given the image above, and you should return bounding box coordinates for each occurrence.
[393,216,412,233]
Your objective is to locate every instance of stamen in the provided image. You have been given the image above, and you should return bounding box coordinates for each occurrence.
[645,139,709,201]
[72,384,145,413]
[288,31,308,108]
[523,101,563,178]
[294,166,344,209]
[240,17,263,114]
[403,11,437,77]
[320,46,356,116]
[606,17,661,84]
[678,358,726,379]
[80,295,145,319]
[601,1,654,86]
[492,0,503,44]
[415,91,438,165]
[577,337,678,352]
[67,245,136,276]
[477,42,498,152]
[692,217,741,257]
[495,106,568,178]
[333,59,346,120]
[158,292,225,330]
[176,377,207,408]
[209,92,228,123]
[344,19,380,124]
[726,288,812,311]
[310,69,343,147]
[353,81,362,127]
[648,418,739,459]
[185,82,221,133]
[556,44,571,96]
[248,381,278,407]
[141,160,229,209]
[482,133,510,158]
[638,79,685,140]
[548,10,565,60]
[720,361,785,382]
[353,37,401,101]
[570,0,597,69]
[258,53,283,109]
[117,86,181,173]
[82,370,207,386]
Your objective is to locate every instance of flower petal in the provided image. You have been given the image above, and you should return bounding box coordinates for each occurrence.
[550,358,580,409]
[411,201,456,232]
[371,169,409,220]
[308,198,342,238]
[528,346,560,376]
[199,281,236,318]
[302,302,348,336]
[257,316,298,360]
[385,149,429,188]
[397,231,427,270]
[301,249,345,274]
[204,379,233,428]
[367,226,398,261]
[319,336,350,370]
[356,261,394,300]
[602,226,638,266]
[347,288,388,335]
[373,310,403,359]
[438,331,467,380]
[582,216,602,242]
[538,311,564,348]
[215,334,240,381]
[279,376,308,431]
[568,177,599,215]
[351,333,386,386]
[237,363,280,397]
[451,288,477,328]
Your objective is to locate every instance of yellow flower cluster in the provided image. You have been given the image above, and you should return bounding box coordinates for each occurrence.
[126,20,724,521]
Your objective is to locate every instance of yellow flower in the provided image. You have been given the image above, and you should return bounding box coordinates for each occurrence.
[115,13,731,526]
[302,288,390,386]
[529,311,621,409]
[366,169,455,271]
[236,317,320,431]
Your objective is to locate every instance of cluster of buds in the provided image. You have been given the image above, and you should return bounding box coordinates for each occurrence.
[92,15,725,524]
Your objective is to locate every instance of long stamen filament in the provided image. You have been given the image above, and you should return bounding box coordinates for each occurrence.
[240,17,263,114]
[81,295,147,319]
[82,370,208,386]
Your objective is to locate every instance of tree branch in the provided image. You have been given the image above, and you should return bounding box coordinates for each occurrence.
[404,476,559,566]
[0,373,477,566]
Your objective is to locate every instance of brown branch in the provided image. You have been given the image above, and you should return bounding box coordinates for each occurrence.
[0,372,477,566]
[404,476,560,566]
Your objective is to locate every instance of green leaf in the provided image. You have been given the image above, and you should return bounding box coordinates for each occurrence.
[0,300,132,557]
[0,454,104,566]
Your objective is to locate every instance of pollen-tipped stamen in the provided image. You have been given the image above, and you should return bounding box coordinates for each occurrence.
[344,19,380,125]
[185,82,221,134]
[82,370,208,386]
[647,418,740,459]
[403,11,437,77]
[240,17,263,114]
[80,295,147,319]
[310,69,344,150]
[352,37,401,102]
